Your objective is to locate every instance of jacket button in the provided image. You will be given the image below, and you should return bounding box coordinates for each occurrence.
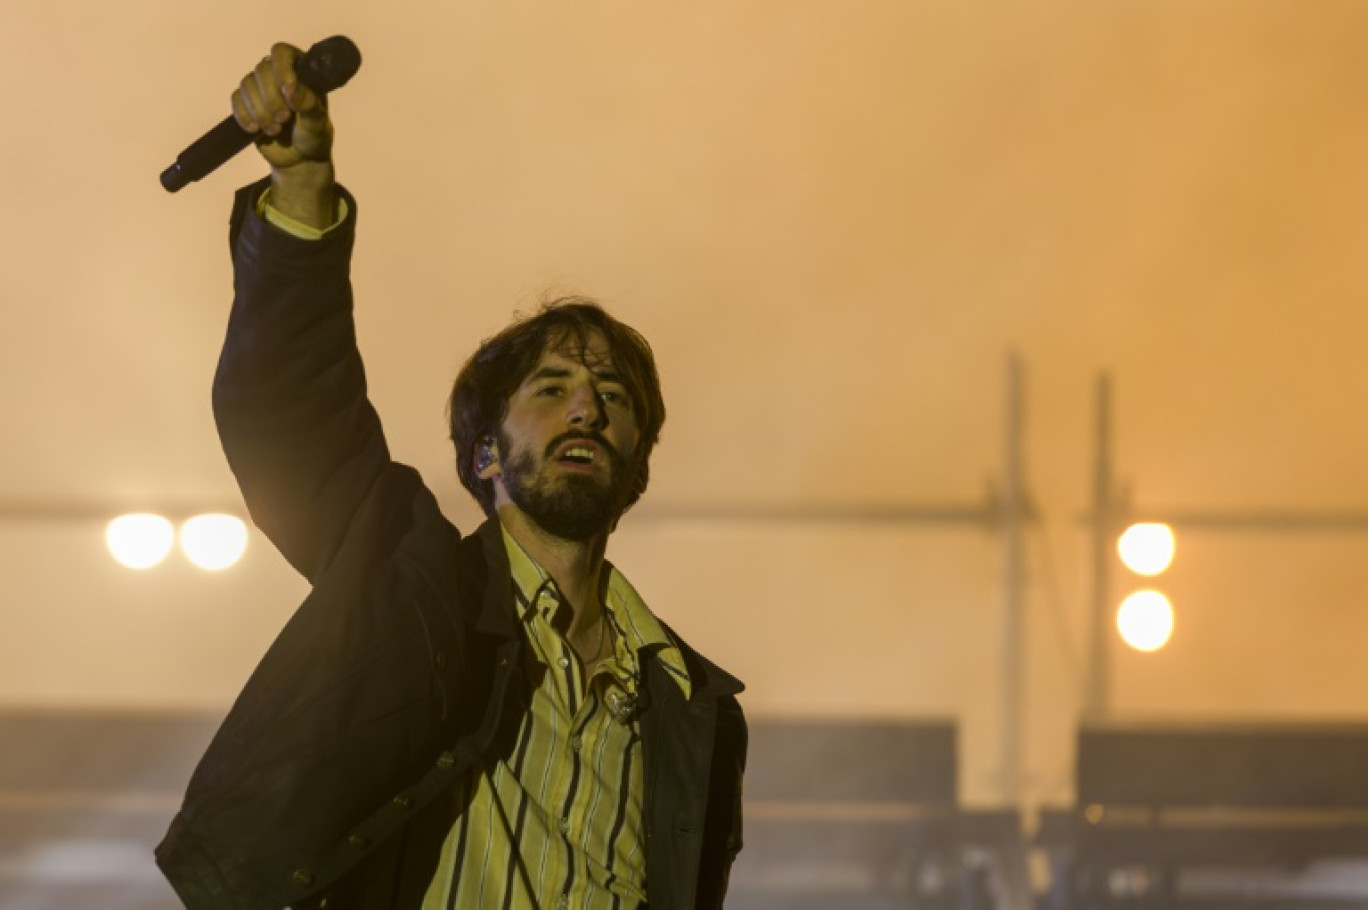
[392,794,413,810]
[436,750,456,769]
[346,833,370,850]
[290,868,315,887]
[435,651,448,669]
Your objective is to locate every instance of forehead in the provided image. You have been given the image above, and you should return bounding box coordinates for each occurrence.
[534,328,617,373]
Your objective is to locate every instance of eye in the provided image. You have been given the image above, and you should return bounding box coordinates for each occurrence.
[537,385,565,397]
[599,387,630,406]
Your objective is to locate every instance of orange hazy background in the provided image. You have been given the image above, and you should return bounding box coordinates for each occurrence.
[5,0,1368,809]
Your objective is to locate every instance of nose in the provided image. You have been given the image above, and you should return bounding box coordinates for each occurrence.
[566,384,605,429]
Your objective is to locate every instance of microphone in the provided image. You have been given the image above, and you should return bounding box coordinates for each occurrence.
[605,686,648,725]
[160,36,362,193]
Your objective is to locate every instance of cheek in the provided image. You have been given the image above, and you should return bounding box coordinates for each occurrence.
[500,410,547,446]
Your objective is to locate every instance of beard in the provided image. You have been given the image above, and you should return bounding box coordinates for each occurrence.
[498,430,637,541]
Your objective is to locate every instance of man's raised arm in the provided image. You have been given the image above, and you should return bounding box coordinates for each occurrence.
[212,42,392,582]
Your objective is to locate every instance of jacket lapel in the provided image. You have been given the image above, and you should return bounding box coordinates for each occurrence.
[641,642,743,910]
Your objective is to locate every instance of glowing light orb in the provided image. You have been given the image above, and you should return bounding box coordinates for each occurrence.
[1117,590,1174,652]
[1117,522,1175,576]
[179,514,248,570]
[106,514,175,569]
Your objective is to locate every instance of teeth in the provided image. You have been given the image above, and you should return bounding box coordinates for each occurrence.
[564,447,595,462]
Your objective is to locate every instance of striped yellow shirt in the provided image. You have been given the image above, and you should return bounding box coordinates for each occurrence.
[422,526,691,910]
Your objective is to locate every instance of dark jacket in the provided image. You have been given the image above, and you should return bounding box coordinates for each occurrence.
[154,181,747,909]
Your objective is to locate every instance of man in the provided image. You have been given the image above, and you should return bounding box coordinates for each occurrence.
[155,42,747,910]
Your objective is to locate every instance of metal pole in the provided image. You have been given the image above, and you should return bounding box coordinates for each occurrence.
[1002,351,1025,805]
[1084,374,1113,721]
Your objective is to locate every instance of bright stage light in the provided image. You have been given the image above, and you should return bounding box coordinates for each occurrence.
[1117,590,1174,652]
[1117,522,1175,576]
[179,514,248,570]
[106,514,175,569]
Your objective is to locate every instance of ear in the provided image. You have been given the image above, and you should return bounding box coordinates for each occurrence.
[474,439,502,481]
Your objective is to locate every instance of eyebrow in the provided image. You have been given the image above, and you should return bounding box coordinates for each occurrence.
[525,365,628,386]
[527,366,573,383]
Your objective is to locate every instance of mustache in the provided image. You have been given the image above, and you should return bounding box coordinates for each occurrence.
[543,430,617,461]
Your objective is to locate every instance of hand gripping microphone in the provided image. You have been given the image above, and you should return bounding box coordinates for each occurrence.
[160,36,362,193]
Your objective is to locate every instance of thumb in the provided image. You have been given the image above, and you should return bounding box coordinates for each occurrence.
[282,80,326,121]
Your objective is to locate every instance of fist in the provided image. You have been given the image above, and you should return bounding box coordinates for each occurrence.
[230,43,334,172]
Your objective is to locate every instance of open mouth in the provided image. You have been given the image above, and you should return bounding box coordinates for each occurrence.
[557,446,598,466]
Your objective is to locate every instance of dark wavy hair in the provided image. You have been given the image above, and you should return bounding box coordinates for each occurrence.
[448,298,666,517]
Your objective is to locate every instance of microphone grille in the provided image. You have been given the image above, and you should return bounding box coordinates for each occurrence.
[298,35,362,95]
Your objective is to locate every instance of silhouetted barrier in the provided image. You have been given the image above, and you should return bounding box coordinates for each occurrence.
[733,718,1028,910]
[0,708,217,909]
[0,710,1040,908]
[1038,722,1368,910]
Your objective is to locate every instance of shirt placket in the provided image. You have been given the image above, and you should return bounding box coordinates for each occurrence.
[537,584,607,909]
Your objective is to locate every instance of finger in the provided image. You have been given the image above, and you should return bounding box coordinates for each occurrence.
[230,88,260,134]
[251,57,292,130]
[268,42,301,98]
[271,46,325,120]
[238,67,282,137]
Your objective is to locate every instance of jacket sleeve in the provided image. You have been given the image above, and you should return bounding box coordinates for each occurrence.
[157,184,487,909]
[213,179,390,582]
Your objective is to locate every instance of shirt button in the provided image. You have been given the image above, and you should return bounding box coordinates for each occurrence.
[558,895,569,910]
[557,655,571,669]
[571,736,582,753]
[559,816,570,835]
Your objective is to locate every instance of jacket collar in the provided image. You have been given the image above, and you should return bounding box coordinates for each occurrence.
[469,518,518,638]
[658,620,745,700]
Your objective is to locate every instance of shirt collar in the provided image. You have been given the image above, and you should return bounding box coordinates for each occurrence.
[501,524,556,620]
[499,523,691,699]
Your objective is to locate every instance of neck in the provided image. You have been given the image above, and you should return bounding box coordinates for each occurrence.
[495,505,610,635]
